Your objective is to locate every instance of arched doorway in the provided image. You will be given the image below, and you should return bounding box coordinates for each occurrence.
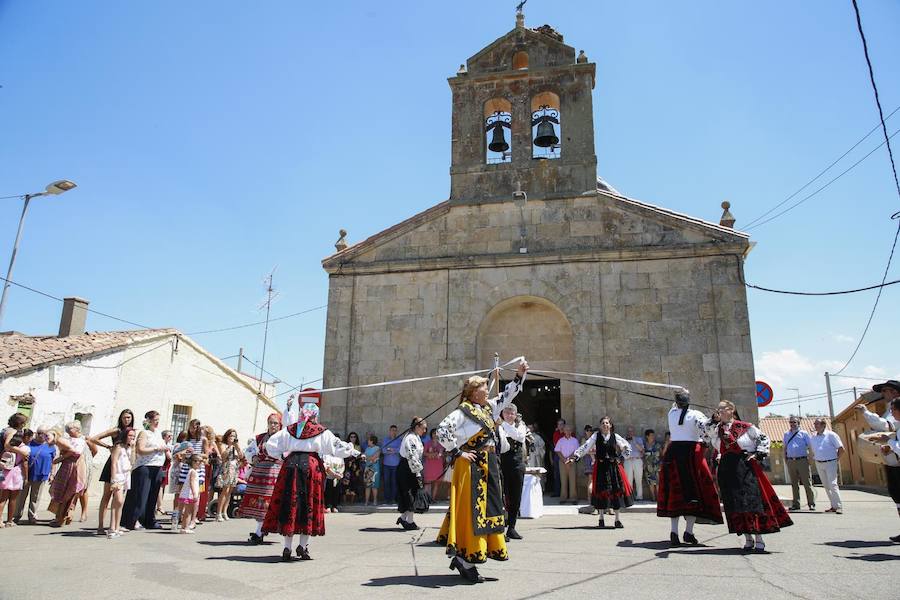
[476,295,575,457]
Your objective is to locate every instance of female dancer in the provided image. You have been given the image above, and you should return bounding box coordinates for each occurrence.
[397,416,427,530]
[569,416,633,528]
[436,360,528,584]
[711,400,792,552]
[499,405,528,540]
[239,412,285,543]
[90,409,134,535]
[262,403,360,561]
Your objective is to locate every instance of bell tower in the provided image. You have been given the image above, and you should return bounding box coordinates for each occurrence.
[448,9,597,204]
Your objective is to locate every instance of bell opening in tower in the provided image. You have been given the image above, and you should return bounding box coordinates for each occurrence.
[484,98,512,164]
[531,91,561,160]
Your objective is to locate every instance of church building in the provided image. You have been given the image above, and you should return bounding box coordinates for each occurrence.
[319,12,756,442]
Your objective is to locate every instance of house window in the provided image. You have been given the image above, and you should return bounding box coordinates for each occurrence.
[171,405,192,436]
[11,393,34,424]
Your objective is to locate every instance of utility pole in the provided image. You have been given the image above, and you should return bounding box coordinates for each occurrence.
[236,347,244,374]
[824,372,835,421]
[787,387,800,418]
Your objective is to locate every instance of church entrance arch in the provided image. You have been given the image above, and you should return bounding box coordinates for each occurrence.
[476,295,575,464]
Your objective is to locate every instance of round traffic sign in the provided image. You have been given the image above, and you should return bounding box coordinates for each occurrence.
[298,387,322,405]
[756,381,774,407]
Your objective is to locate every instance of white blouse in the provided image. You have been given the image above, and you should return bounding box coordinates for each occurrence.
[573,432,631,460]
[436,377,524,452]
[718,421,770,455]
[500,421,528,443]
[667,405,714,442]
[399,433,425,474]
[265,428,359,460]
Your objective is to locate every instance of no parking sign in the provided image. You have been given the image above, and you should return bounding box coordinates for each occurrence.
[756,381,774,407]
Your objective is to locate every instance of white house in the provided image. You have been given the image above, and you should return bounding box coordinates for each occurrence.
[1,297,280,491]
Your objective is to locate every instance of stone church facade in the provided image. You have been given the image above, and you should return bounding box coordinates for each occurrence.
[320,14,755,441]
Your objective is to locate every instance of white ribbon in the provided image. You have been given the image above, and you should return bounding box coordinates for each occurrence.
[504,366,685,391]
[298,356,526,397]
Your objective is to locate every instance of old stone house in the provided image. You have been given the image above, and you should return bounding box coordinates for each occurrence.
[1,297,278,492]
[320,13,755,445]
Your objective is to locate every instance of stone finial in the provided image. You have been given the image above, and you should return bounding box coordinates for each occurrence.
[719,201,736,228]
[516,10,525,29]
[457,63,467,75]
[335,229,349,252]
[577,50,588,64]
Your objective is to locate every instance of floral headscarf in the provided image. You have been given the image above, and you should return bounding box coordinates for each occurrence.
[291,402,320,438]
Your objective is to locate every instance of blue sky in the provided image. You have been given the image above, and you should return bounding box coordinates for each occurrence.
[1,1,898,418]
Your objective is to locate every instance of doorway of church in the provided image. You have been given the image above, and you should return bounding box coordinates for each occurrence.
[502,378,560,469]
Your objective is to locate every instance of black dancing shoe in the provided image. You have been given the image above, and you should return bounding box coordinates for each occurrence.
[890,533,900,543]
[507,528,523,540]
[669,532,681,547]
[598,517,605,529]
[248,533,263,545]
[296,545,313,560]
[281,548,293,562]
[614,520,623,529]
[682,532,699,545]
[449,557,484,583]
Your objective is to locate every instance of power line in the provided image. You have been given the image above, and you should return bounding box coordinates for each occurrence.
[835,0,900,376]
[829,373,895,382]
[185,304,326,335]
[0,275,154,330]
[0,194,27,200]
[745,277,900,296]
[744,127,899,230]
[742,104,900,229]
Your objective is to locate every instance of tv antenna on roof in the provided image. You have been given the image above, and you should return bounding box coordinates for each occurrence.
[257,266,280,391]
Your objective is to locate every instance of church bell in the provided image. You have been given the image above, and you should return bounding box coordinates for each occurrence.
[488,123,509,153]
[533,119,559,148]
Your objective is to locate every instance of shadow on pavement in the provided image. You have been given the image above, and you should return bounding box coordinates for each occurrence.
[656,547,770,558]
[823,540,898,549]
[205,554,289,564]
[363,574,497,588]
[42,530,98,538]
[541,526,605,531]
[196,540,275,547]
[844,553,900,562]
[617,539,700,550]
[359,526,407,532]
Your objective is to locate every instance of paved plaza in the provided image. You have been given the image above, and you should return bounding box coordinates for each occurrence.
[3,486,898,600]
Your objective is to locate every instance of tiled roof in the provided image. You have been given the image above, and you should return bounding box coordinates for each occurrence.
[0,329,177,376]
[759,416,830,444]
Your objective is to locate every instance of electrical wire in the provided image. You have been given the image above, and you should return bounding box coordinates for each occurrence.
[834,0,900,375]
[185,305,327,335]
[0,275,154,330]
[0,194,27,200]
[829,373,895,381]
[742,104,900,229]
[745,277,900,296]
[745,127,899,230]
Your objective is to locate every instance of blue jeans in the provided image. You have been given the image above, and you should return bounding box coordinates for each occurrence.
[382,464,399,503]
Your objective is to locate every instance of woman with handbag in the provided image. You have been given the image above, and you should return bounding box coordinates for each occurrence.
[396,416,427,530]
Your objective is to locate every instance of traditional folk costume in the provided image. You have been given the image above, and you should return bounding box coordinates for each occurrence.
[239,412,286,544]
[436,375,524,583]
[262,403,359,561]
[657,393,723,546]
[859,390,900,542]
[499,414,528,540]
[713,419,792,551]
[397,431,426,529]
[572,430,633,528]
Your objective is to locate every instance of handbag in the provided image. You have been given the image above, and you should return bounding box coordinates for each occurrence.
[413,488,431,513]
[0,451,15,470]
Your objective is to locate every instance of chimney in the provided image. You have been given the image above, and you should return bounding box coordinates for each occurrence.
[59,297,89,337]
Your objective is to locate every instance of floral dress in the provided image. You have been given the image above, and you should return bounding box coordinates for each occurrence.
[215,446,240,488]
[364,445,381,489]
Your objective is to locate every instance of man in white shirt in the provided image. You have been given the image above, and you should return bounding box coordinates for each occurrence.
[858,380,900,542]
[623,426,644,501]
[782,417,815,511]
[810,418,844,514]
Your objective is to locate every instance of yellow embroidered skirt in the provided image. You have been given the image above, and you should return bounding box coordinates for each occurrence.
[436,450,508,564]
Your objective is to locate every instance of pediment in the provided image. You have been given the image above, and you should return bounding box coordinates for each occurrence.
[322,190,750,274]
[466,25,575,76]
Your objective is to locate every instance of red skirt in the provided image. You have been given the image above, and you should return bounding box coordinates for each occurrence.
[657,441,723,524]
[591,460,634,510]
[238,458,282,520]
[262,452,325,537]
[718,453,792,534]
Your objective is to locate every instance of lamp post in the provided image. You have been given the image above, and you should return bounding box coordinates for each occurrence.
[0,180,77,328]
[786,387,801,419]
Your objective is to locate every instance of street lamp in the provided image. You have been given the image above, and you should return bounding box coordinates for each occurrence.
[786,387,801,419]
[0,180,77,328]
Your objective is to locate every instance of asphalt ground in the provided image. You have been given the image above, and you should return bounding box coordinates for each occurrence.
[1,486,897,600]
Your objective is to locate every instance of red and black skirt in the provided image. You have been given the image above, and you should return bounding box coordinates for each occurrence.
[262,452,325,537]
[591,459,634,510]
[657,441,723,524]
[717,452,792,534]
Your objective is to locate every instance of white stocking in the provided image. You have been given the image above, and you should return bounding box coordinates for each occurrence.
[298,533,310,549]
[755,534,764,544]
[403,511,415,522]
[670,517,679,534]
[255,520,264,536]
[457,556,474,569]
[684,516,696,534]
[283,535,294,550]
[614,510,620,521]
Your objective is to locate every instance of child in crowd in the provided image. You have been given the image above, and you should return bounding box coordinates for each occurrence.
[179,454,203,534]
[169,434,191,527]
[108,428,136,539]
[0,434,31,526]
